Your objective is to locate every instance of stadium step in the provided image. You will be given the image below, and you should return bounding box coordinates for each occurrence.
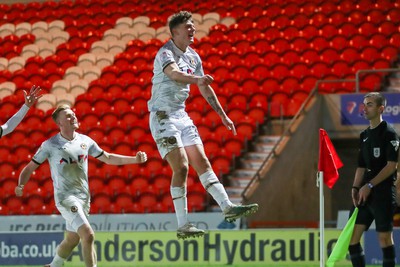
[230,177,252,187]
[225,134,281,201]
[240,159,264,169]
[244,152,270,160]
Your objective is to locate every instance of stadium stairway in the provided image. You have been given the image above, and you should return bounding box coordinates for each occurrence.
[225,134,280,204]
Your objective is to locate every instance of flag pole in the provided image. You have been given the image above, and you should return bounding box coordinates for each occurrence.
[318,171,325,267]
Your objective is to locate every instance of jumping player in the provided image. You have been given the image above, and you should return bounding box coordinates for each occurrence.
[148,11,258,240]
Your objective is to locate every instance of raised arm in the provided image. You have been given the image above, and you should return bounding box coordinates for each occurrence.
[97,151,147,165]
[164,63,214,86]
[1,85,42,137]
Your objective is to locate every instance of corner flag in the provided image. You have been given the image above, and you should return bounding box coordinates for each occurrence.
[318,128,343,188]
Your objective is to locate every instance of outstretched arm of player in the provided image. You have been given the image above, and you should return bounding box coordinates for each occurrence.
[97,151,147,165]
[199,84,237,135]
[163,63,213,86]
[15,161,40,197]
[1,85,42,137]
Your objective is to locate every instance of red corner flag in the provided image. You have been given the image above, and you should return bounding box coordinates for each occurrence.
[318,129,343,189]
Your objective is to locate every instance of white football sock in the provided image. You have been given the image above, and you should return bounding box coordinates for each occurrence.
[170,186,188,228]
[199,170,232,211]
[50,253,66,267]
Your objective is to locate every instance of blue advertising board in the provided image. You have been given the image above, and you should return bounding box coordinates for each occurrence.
[0,232,63,265]
[364,229,400,265]
[340,93,400,125]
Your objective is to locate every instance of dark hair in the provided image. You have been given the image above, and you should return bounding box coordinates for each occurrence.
[52,104,71,122]
[364,92,386,107]
[168,11,192,34]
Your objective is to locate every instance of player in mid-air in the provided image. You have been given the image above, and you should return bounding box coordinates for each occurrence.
[1,85,42,137]
[148,10,258,240]
[15,104,148,267]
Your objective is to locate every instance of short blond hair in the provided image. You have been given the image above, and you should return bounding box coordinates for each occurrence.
[51,104,71,122]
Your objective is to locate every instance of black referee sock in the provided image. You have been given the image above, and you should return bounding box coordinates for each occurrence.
[349,243,365,267]
[382,245,396,267]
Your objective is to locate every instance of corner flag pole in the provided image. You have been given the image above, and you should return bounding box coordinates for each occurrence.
[317,171,325,267]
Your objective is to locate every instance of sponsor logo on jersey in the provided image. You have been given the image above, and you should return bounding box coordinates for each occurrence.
[59,155,88,164]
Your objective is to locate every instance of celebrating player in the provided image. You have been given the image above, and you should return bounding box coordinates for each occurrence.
[1,85,42,138]
[15,104,147,267]
[148,11,258,240]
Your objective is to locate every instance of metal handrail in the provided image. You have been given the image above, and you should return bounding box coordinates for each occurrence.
[241,68,400,200]
[241,85,318,200]
[355,68,400,92]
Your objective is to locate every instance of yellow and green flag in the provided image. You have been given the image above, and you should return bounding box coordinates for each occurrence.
[326,208,358,267]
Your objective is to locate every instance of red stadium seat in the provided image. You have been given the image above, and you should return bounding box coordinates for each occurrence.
[247,107,266,125]
[5,196,25,215]
[369,33,389,49]
[348,10,366,26]
[329,11,347,27]
[27,195,46,214]
[281,51,300,67]
[359,22,378,37]
[319,1,336,15]
[107,177,127,195]
[339,23,358,38]
[152,175,170,196]
[387,8,400,24]
[211,155,232,176]
[320,24,339,40]
[301,49,320,65]
[311,37,330,53]
[300,2,318,16]
[332,61,352,79]
[129,176,150,196]
[360,46,381,62]
[321,48,340,65]
[341,47,361,63]
[379,21,397,36]
[311,62,331,78]
[381,46,399,63]
[224,138,243,157]
[309,13,329,28]
[301,25,319,41]
[114,193,134,213]
[138,192,158,213]
[227,108,245,125]
[188,192,206,212]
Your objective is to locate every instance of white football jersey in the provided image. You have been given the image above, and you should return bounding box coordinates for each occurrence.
[148,39,204,112]
[32,133,103,205]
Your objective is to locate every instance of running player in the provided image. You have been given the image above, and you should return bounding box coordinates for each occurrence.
[15,104,147,267]
[349,92,399,267]
[148,11,258,240]
[1,85,42,137]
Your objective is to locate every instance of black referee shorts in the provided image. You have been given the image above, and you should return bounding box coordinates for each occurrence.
[350,186,397,232]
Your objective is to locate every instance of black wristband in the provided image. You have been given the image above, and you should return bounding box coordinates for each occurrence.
[352,186,360,191]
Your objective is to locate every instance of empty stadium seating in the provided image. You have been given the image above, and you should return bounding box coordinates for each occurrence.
[0,0,399,215]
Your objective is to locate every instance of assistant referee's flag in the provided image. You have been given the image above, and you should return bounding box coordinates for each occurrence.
[326,208,359,267]
[318,128,343,189]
